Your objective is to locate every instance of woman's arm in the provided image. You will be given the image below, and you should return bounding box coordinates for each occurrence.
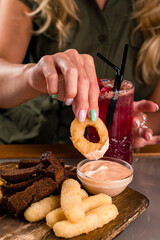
[0,0,99,121]
[0,0,32,63]
[0,0,41,108]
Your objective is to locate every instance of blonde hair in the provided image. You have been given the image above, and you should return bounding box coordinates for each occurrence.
[28,0,80,50]
[132,0,160,84]
[28,0,160,84]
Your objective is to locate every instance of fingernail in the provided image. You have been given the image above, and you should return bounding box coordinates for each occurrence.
[90,109,97,121]
[51,95,55,99]
[155,104,159,111]
[146,133,152,141]
[65,98,74,106]
[78,110,86,122]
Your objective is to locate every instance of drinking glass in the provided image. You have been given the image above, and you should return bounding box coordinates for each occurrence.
[87,79,134,164]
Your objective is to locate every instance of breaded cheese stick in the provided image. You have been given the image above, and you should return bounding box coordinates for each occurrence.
[46,208,64,228]
[83,193,112,211]
[53,204,119,238]
[61,179,84,222]
[24,195,60,222]
[46,193,112,228]
[87,204,119,228]
[80,188,88,199]
[54,214,97,238]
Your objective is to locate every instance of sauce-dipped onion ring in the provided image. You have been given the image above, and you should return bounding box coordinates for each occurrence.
[70,118,109,160]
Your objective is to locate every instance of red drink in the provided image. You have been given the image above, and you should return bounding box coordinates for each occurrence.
[87,79,134,164]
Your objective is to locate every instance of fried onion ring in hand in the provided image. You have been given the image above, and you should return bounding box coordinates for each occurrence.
[70,117,109,160]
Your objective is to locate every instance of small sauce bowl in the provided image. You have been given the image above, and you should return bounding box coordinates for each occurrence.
[77,157,133,197]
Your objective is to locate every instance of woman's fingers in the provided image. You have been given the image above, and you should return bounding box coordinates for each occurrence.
[32,50,99,121]
[133,131,160,148]
[138,125,153,141]
[148,136,160,145]
[65,50,90,120]
[132,112,147,128]
[39,55,59,95]
[40,53,78,99]
[64,50,99,121]
[132,112,152,147]
[132,105,160,148]
[72,66,90,121]
[133,100,159,115]
[80,54,99,120]
[53,52,78,100]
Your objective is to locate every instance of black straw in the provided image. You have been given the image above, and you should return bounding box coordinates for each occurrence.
[97,52,120,77]
[117,44,128,90]
[97,44,129,128]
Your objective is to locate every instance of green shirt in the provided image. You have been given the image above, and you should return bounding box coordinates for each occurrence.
[0,0,157,144]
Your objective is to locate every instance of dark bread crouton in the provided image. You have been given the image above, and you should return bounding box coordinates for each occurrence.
[1,164,43,183]
[7,177,58,216]
[18,159,41,169]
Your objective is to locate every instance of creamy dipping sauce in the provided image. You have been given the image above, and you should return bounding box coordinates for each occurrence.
[80,160,131,181]
[77,158,133,196]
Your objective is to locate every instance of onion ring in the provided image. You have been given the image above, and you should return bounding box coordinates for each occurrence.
[70,117,109,160]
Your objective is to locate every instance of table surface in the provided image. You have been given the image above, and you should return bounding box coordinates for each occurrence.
[0,144,160,240]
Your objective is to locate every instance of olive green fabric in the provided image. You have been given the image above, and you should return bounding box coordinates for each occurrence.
[0,0,157,144]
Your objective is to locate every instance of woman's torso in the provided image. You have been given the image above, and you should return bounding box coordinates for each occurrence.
[0,0,156,144]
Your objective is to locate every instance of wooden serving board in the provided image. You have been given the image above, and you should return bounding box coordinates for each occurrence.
[0,162,149,240]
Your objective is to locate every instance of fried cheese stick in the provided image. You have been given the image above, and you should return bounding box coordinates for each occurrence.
[80,188,88,199]
[53,204,119,238]
[24,195,60,222]
[46,193,112,228]
[60,179,85,222]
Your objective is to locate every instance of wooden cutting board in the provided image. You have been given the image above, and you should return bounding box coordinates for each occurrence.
[0,162,149,240]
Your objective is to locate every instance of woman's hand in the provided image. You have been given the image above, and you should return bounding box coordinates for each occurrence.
[28,49,99,122]
[132,100,160,148]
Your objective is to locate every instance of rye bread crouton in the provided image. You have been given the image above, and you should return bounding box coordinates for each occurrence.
[7,177,58,216]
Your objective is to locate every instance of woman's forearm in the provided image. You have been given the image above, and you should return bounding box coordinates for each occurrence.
[0,58,42,108]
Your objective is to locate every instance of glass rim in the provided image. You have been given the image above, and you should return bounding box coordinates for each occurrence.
[100,79,134,93]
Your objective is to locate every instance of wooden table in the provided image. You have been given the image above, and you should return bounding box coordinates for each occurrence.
[0,144,159,159]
